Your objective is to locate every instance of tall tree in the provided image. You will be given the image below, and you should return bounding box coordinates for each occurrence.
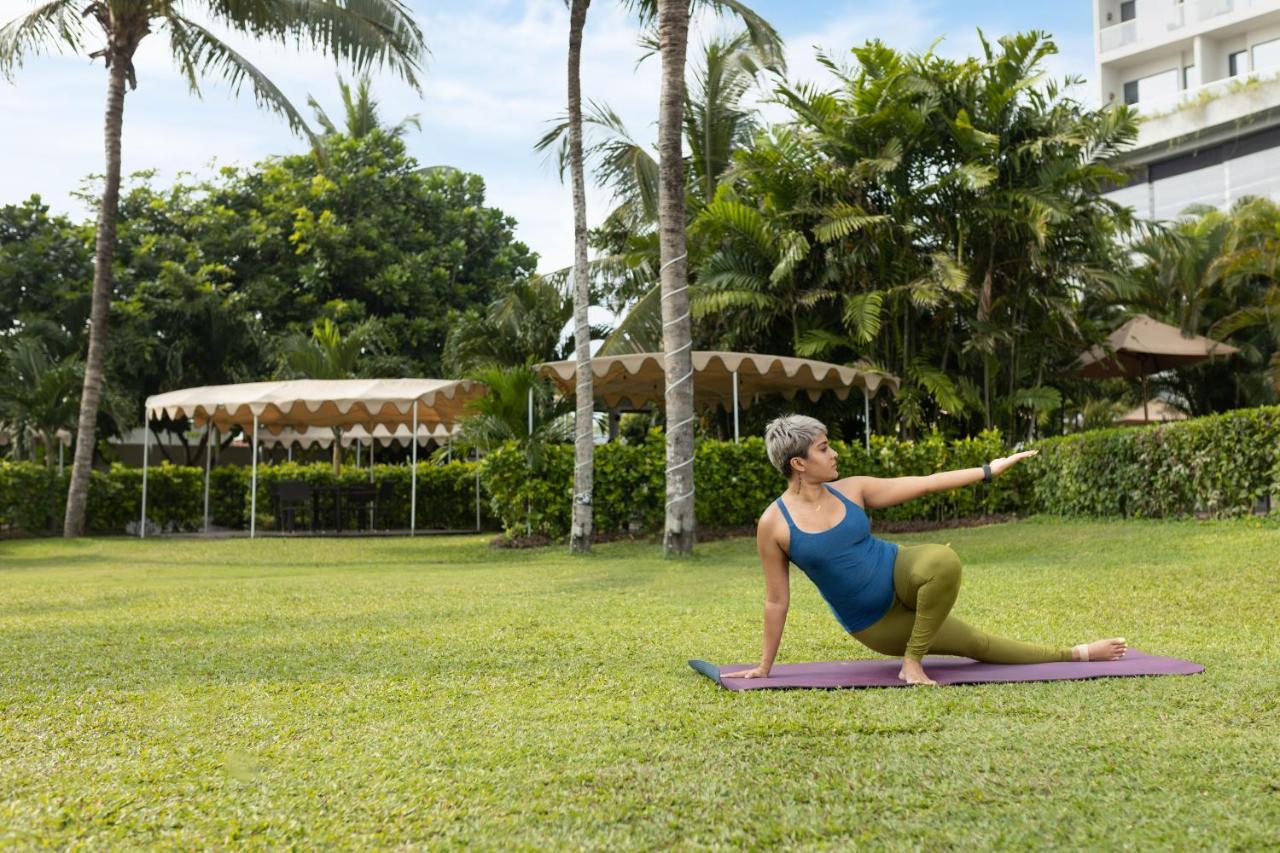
[0,0,427,536]
[654,0,695,555]
[534,27,783,347]
[613,0,779,555]
[566,0,595,553]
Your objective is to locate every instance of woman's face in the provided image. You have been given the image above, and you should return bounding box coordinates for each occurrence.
[792,432,840,482]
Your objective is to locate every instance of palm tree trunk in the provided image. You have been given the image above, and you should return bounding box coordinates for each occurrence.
[657,0,695,556]
[64,59,128,537]
[980,261,994,430]
[568,0,594,554]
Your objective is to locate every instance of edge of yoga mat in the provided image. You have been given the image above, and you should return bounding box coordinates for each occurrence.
[688,649,1205,691]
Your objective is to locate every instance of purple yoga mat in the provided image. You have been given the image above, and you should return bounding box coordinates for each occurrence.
[689,648,1204,691]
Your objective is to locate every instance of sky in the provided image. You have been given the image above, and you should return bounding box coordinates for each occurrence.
[0,0,1097,280]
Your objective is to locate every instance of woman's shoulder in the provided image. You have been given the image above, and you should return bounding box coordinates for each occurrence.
[759,495,784,524]
[827,477,867,507]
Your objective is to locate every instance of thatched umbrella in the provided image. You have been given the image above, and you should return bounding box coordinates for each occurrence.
[1074,314,1239,421]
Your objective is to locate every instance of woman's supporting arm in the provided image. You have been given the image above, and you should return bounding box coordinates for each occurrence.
[755,515,791,673]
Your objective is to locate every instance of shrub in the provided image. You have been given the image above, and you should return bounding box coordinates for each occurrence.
[0,460,490,536]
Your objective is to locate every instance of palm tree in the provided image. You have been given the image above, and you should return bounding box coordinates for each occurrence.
[0,0,426,536]
[0,339,82,465]
[449,365,575,470]
[689,32,1137,439]
[278,317,381,472]
[627,0,780,556]
[565,0,595,554]
[651,0,696,555]
[534,28,781,347]
[308,73,422,145]
[1188,198,1280,402]
[443,277,605,373]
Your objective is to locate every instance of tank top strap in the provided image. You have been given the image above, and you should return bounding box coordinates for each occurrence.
[774,496,798,530]
[820,482,844,503]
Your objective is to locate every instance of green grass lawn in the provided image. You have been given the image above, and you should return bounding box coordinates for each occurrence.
[1,518,1278,848]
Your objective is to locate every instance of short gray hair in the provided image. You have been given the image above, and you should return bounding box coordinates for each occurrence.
[764,414,827,478]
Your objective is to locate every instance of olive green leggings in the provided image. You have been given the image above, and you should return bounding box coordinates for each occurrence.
[851,543,1073,664]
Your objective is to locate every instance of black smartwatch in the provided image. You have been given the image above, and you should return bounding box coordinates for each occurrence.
[982,462,993,484]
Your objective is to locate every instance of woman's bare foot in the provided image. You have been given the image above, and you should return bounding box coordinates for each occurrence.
[898,657,938,686]
[1072,637,1128,662]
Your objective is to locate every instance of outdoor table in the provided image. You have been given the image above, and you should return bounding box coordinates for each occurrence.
[309,483,377,532]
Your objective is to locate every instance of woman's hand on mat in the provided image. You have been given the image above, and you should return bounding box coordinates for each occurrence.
[990,449,1038,476]
[724,665,770,679]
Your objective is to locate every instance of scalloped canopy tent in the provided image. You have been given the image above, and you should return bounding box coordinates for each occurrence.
[535,351,899,444]
[141,379,487,539]
[256,423,462,449]
[146,378,483,434]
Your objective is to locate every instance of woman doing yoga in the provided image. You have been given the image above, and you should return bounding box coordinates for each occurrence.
[727,415,1127,686]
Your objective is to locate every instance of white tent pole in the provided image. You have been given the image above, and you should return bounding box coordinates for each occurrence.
[356,441,361,468]
[140,415,150,539]
[410,408,418,537]
[202,423,212,534]
[864,389,871,451]
[287,444,292,462]
[527,386,533,437]
[369,435,375,483]
[58,442,64,475]
[249,418,259,539]
[732,370,740,444]
[474,447,481,532]
[446,438,452,462]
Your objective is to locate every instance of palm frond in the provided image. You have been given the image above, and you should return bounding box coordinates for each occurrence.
[0,0,82,78]
[794,328,850,359]
[842,291,885,344]
[597,284,663,356]
[769,230,810,283]
[202,0,427,90]
[167,15,321,149]
[813,204,890,243]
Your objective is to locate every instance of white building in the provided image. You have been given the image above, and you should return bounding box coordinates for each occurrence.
[1094,0,1280,218]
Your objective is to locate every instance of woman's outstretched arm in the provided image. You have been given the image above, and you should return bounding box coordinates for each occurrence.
[841,449,1039,510]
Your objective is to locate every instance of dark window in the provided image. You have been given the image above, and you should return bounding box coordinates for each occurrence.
[1229,50,1248,77]
[1120,1,1136,22]
[1123,80,1140,105]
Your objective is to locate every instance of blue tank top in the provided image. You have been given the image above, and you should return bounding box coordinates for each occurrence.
[775,483,898,633]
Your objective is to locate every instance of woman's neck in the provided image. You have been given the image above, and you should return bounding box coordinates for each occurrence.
[788,478,828,504]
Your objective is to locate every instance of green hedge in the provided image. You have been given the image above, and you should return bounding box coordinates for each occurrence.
[7,406,1276,537]
[479,428,1021,539]
[0,461,490,535]
[1029,406,1280,518]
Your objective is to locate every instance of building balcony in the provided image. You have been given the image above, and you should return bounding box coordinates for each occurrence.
[1100,6,1183,53]
[1098,0,1280,57]
[1135,62,1280,114]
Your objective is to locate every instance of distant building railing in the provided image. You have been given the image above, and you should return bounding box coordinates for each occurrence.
[1098,0,1280,54]
[1134,62,1280,114]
